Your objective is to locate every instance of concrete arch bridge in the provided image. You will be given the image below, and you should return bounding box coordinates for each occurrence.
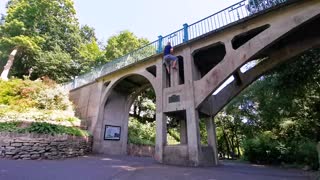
[68,0,320,166]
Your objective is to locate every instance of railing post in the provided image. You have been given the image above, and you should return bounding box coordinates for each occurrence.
[157,35,163,53]
[183,23,189,43]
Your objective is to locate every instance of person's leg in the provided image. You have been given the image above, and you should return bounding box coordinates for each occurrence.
[164,56,171,74]
[167,55,178,69]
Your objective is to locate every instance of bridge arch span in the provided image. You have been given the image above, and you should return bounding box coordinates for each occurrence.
[93,73,157,155]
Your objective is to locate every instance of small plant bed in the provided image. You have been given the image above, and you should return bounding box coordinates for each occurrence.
[0,121,89,137]
[0,78,81,127]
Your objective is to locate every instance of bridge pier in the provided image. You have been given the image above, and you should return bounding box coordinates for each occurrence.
[205,116,219,165]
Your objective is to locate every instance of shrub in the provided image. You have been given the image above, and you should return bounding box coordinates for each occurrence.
[128,118,156,145]
[242,131,281,164]
[35,85,72,110]
[294,141,319,170]
[0,79,73,111]
[25,122,89,137]
[242,132,319,170]
[0,121,21,132]
[0,122,89,137]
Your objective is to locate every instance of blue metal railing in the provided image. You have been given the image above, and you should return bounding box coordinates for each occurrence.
[65,0,288,90]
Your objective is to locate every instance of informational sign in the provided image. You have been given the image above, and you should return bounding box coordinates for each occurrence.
[104,125,121,141]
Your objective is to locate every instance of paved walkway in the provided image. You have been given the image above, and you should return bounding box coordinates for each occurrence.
[0,155,314,180]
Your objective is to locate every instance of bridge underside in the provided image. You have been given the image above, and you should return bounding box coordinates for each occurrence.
[69,0,320,167]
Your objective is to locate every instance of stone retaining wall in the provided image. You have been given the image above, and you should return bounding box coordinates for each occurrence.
[0,132,92,160]
[127,144,155,157]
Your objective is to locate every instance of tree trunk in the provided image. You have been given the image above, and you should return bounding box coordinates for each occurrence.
[222,128,231,159]
[1,48,18,80]
[133,105,137,116]
[235,133,241,157]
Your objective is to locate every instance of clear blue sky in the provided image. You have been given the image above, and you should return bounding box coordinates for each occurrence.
[1,0,240,42]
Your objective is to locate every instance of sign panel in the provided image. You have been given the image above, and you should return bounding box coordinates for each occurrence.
[104,125,121,140]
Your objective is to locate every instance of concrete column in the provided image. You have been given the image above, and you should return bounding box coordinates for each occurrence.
[182,47,201,165]
[186,108,201,166]
[180,119,187,144]
[170,60,179,86]
[206,117,219,165]
[155,61,167,163]
[155,112,167,163]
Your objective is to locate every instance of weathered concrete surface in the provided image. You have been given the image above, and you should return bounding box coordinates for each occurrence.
[127,144,154,157]
[0,155,314,180]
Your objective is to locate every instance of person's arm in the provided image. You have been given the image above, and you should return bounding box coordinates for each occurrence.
[170,47,173,54]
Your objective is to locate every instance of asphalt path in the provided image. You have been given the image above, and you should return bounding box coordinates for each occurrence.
[0,155,314,180]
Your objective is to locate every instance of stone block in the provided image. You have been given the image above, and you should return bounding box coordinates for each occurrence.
[20,154,30,158]
[23,143,34,146]
[5,155,13,158]
[21,146,32,150]
[5,146,15,150]
[11,143,22,147]
[13,155,20,159]
[31,154,40,159]
[50,142,59,146]
[5,151,16,155]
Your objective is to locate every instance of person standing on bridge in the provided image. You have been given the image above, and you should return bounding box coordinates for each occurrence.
[163,42,178,74]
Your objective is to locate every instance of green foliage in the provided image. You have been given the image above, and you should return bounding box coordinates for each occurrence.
[32,46,75,83]
[168,128,180,142]
[35,85,72,110]
[104,30,149,61]
[0,0,84,81]
[242,131,280,164]
[77,39,105,73]
[242,132,319,169]
[217,49,320,168]
[0,79,79,126]
[0,121,21,132]
[0,78,42,108]
[0,78,72,111]
[0,121,89,137]
[25,122,88,136]
[128,118,155,145]
[199,120,208,145]
[294,141,319,170]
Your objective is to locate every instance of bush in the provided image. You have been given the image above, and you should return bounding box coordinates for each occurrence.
[35,86,72,110]
[0,121,21,132]
[242,132,319,170]
[0,79,73,111]
[0,79,78,126]
[25,122,89,137]
[0,122,89,137]
[0,79,42,109]
[128,118,156,145]
[242,131,281,164]
[294,141,319,170]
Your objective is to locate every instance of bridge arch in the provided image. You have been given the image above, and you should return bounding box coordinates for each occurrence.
[93,72,157,155]
[198,14,320,117]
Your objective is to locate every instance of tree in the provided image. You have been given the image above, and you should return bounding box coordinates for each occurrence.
[0,0,82,82]
[80,25,97,43]
[77,25,105,73]
[104,30,149,61]
[77,39,105,73]
[218,48,320,168]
